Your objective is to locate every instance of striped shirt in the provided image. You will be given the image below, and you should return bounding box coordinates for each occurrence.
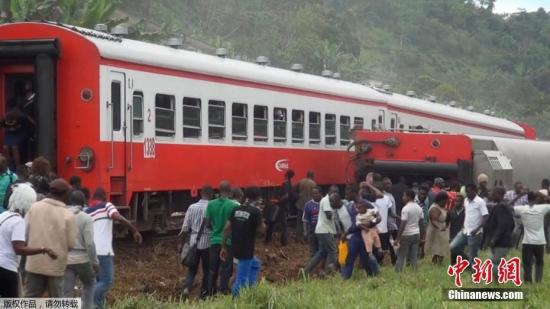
[85,200,119,256]
[504,190,528,206]
[182,199,211,250]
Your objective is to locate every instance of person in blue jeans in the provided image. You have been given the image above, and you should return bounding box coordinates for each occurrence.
[450,183,489,266]
[341,199,380,279]
[221,187,265,297]
[86,188,142,308]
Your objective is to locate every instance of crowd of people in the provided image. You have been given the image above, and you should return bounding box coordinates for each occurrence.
[2,154,550,305]
[178,170,550,299]
[0,156,142,309]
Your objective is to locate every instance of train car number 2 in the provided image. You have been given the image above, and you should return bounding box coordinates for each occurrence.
[143,137,156,159]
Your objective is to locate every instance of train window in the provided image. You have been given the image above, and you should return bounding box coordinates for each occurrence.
[309,112,321,145]
[371,119,376,130]
[111,81,121,131]
[390,118,396,130]
[273,107,287,143]
[183,97,201,138]
[340,116,351,146]
[155,94,175,137]
[325,114,336,145]
[232,103,248,141]
[132,92,144,136]
[208,100,225,139]
[353,117,363,129]
[292,110,304,144]
[253,105,268,142]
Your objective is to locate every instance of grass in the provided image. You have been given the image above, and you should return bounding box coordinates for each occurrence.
[111,250,550,308]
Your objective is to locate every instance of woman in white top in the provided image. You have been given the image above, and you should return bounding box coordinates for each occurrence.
[0,183,57,297]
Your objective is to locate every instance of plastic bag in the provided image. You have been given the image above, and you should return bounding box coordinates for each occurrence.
[338,240,348,266]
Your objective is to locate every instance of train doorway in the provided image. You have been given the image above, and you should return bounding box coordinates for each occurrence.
[0,40,58,171]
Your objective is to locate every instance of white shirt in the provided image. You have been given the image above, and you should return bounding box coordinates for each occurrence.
[0,212,25,272]
[374,195,392,233]
[181,199,211,250]
[515,204,550,245]
[87,201,119,256]
[315,195,336,234]
[463,196,489,235]
[400,202,424,236]
[336,205,352,233]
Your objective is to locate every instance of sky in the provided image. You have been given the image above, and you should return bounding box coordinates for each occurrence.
[493,0,550,13]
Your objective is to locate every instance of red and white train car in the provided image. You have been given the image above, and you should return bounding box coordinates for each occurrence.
[0,22,535,230]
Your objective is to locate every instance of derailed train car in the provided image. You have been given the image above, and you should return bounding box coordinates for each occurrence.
[351,131,549,190]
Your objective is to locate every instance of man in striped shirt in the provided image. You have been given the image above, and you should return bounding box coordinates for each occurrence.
[86,188,142,309]
[180,185,213,298]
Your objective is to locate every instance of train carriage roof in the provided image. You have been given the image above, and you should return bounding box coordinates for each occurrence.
[2,22,525,137]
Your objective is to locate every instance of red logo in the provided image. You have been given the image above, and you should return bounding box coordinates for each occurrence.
[448,257,522,287]
[275,159,289,172]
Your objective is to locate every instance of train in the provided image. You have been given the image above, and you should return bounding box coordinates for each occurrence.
[0,21,538,231]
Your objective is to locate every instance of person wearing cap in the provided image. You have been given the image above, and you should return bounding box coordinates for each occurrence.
[477,174,490,201]
[24,179,76,297]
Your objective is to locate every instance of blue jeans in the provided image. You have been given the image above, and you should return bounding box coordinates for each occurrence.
[232,257,261,297]
[341,235,379,279]
[94,255,114,309]
[450,231,483,265]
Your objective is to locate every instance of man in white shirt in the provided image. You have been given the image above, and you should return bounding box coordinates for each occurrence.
[303,192,342,275]
[450,183,489,265]
[394,190,425,272]
[374,187,394,265]
[514,191,550,283]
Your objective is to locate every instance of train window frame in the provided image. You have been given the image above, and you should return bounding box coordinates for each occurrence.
[132,91,144,137]
[353,117,364,130]
[292,110,304,144]
[309,111,321,145]
[232,102,248,141]
[253,105,268,143]
[154,93,176,138]
[371,119,377,130]
[183,97,202,139]
[325,113,336,146]
[110,81,121,132]
[340,115,351,146]
[390,118,396,130]
[273,107,287,144]
[208,100,226,140]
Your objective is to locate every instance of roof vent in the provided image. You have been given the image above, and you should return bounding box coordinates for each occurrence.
[290,63,304,72]
[256,56,270,66]
[490,111,495,116]
[94,24,108,32]
[467,105,474,111]
[382,84,391,91]
[321,69,333,77]
[449,101,457,107]
[110,24,129,37]
[406,90,416,97]
[216,48,228,58]
[166,37,184,49]
[332,72,341,79]
[427,95,437,102]
[484,109,491,115]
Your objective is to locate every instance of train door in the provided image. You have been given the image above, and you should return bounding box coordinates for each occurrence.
[0,40,58,170]
[107,71,127,205]
[390,112,399,131]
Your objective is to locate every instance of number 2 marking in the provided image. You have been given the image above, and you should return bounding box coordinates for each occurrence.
[147,108,151,122]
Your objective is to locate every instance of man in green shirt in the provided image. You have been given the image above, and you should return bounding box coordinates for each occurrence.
[206,180,238,296]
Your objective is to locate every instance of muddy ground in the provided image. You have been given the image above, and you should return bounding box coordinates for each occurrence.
[109,231,311,302]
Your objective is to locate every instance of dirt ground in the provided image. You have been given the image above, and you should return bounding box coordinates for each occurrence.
[109,231,311,302]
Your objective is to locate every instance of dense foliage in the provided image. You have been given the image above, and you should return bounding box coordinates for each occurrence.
[3,0,550,137]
